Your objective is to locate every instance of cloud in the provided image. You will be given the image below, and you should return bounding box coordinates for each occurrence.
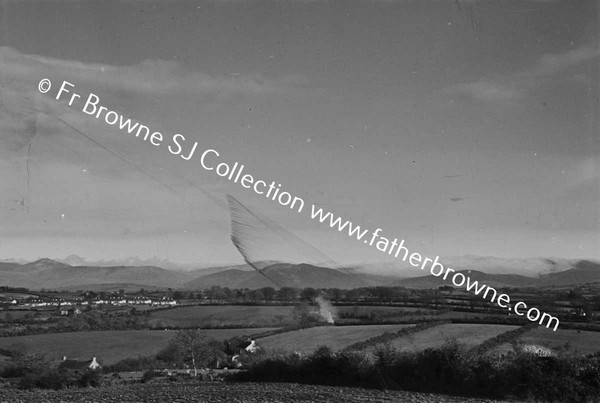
[0,46,305,96]
[0,46,306,153]
[536,45,600,75]
[445,43,599,102]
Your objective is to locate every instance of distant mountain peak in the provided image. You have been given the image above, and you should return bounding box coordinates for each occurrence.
[26,258,70,270]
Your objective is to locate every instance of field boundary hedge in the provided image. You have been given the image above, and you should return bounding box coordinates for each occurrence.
[470,322,538,355]
[342,320,451,352]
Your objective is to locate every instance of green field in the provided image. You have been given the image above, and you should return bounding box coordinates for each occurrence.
[147,304,440,329]
[366,324,518,353]
[257,324,415,353]
[493,327,600,356]
[0,310,40,320]
[0,328,277,365]
[148,305,297,328]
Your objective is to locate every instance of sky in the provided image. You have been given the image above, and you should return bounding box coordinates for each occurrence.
[0,0,598,268]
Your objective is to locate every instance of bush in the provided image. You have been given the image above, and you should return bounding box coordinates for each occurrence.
[141,369,158,383]
[496,353,600,402]
[78,369,102,387]
[18,369,74,390]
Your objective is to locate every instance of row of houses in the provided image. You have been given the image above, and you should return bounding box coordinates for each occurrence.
[2,295,177,308]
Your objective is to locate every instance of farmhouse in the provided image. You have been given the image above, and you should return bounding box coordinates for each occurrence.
[59,305,81,316]
[59,356,102,372]
[245,340,260,353]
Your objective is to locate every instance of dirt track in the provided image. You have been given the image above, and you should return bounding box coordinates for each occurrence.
[0,382,521,403]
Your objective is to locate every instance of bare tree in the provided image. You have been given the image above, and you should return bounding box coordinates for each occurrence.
[171,329,211,376]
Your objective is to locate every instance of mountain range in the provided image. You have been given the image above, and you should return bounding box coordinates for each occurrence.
[395,260,600,289]
[187,263,368,290]
[0,257,598,291]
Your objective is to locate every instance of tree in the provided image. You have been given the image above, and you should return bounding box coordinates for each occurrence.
[171,329,213,376]
[301,287,319,302]
[373,286,394,303]
[326,288,343,301]
[260,287,276,301]
[250,290,265,303]
[222,287,232,301]
[279,287,298,303]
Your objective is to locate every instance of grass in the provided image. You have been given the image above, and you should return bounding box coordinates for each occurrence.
[493,327,600,356]
[148,305,296,328]
[257,324,415,353]
[147,304,446,328]
[0,328,278,365]
[368,323,518,353]
[0,311,38,320]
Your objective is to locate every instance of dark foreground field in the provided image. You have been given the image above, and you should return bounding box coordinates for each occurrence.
[0,382,516,403]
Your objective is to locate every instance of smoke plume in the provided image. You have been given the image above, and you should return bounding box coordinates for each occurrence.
[315,296,336,324]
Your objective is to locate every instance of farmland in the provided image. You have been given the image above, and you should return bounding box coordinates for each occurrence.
[257,324,415,353]
[146,304,445,328]
[493,326,600,356]
[0,328,277,365]
[365,323,518,353]
[1,313,598,368]
[147,305,297,328]
[0,382,507,403]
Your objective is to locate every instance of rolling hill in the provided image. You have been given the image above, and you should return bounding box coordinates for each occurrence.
[186,263,370,290]
[395,260,600,289]
[537,260,600,286]
[0,259,194,290]
[396,269,538,289]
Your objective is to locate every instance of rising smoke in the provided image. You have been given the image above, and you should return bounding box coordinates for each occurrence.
[315,295,336,324]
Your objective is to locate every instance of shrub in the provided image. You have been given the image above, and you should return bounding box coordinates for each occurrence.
[141,369,158,383]
[78,369,102,387]
[17,369,74,390]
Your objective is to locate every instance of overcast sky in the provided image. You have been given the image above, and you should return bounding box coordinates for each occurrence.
[0,0,598,267]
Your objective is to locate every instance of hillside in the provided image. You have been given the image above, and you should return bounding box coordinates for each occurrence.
[350,256,576,278]
[538,260,600,286]
[186,263,369,289]
[396,269,538,289]
[187,263,255,277]
[396,260,600,289]
[0,259,194,290]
